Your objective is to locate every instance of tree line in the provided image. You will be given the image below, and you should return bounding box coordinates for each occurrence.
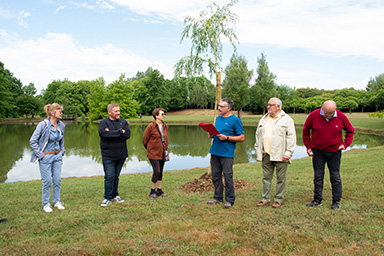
[1,56,383,120]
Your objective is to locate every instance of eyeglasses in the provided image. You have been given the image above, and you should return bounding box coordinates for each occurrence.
[267,104,276,107]
[160,113,166,116]
[218,104,228,108]
[56,110,63,114]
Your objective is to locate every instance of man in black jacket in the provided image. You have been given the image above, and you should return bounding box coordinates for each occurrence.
[99,103,131,207]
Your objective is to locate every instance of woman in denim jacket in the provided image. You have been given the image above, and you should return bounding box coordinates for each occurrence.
[30,103,66,213]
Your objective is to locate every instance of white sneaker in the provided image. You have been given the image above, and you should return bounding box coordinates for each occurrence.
[112,196,125,203]
[54,202,65,210]
[43,204,53,213]
[100,199,112,207]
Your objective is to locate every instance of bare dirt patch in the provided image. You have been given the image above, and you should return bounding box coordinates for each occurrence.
[180,172,254,194]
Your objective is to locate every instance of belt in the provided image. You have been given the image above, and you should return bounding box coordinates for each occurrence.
[43,150,61,154]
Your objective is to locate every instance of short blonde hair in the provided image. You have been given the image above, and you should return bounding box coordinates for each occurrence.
[44,103,63,117]
[107,103,119,112]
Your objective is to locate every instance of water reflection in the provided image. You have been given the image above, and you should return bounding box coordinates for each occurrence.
[1,122,383,183]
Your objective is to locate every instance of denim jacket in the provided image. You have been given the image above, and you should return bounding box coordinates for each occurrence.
[29,119,66,163]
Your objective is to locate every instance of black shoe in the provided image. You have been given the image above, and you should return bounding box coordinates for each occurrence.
[306,200,322,207]
[0,219,7,223]
[149,189,157,199]
[331,201,341,210]
[156,188,168,197]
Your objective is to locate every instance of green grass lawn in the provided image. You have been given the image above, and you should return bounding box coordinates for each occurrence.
[1,146,384,255]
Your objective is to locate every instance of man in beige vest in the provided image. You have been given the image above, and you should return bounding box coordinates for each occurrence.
[255,98,296,208]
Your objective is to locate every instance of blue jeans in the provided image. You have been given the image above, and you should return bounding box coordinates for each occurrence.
[210,155,235,205]
[103,158,125,200]
[39,154,62,205]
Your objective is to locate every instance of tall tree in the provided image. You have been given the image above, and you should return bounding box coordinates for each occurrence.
[88,78,107,120]
[252,53,277,114]
[0,62,13,118]
[22,83,37,96]
[132,69,168,114]
[0,61,23,117]
[366,73,384,92]
[168,77,190,111]
[175,0,239,115]
[223,54,253,118]
[104,74,139,119]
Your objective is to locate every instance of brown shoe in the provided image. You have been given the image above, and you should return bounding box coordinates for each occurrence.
[272,201,282,208]
[256,201,269,207]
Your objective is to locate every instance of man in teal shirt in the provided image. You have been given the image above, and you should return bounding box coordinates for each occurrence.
[207,98,245,209]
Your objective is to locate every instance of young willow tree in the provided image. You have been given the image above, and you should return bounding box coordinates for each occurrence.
[174,0,239,113]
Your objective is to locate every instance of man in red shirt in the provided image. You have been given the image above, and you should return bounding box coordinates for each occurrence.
[303,100,354,210]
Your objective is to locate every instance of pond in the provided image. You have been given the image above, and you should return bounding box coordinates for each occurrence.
[1,121,384,183]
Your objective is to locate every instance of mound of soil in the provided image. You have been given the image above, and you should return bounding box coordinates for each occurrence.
[180,172,254,194]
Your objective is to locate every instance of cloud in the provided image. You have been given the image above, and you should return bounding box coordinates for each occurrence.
[110,0,229,21]
[235,0,384,61]
[55,5,66,13]
[111,0,384,61]
[71,1,95,10]
[0,32,173,93]
[0,7,14,19]
[18,10,31,28]
[97,0,115,10]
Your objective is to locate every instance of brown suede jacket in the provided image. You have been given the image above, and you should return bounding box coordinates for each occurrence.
[142,121,168,160]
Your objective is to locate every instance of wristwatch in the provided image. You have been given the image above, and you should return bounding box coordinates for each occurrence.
[227,136,229,141]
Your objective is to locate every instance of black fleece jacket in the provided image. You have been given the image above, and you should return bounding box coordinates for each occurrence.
[98,117,131,160]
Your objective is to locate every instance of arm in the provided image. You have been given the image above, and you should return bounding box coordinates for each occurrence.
[303,115,314,156]
[302,116,312,150]
[342,116,355,149]
[98,119,123,138]
[118,121,131,141]
[284,118,296,160]
[59,123,66,155]
[142,124,152,149]
[29,122,45,160]
[217,133,245,142]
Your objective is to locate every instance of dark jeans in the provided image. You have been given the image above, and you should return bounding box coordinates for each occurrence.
[149,159,165,183]
[312,148,342,203]
[103,158,125,200]
[210,155,235,205]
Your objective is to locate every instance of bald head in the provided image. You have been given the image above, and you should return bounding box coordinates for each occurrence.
[323,101,336,111]
[322,100,336,118]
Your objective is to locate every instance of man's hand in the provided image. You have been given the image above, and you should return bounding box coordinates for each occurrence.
[338,144,345,150]
[217,134,227,141]
[307,149,313,156]
[122,129,125,133]
[208,133,214,138]
[282,155,290,162]
[105,128,109,131]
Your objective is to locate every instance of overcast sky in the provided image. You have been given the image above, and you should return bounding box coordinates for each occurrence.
[1,0,383,93]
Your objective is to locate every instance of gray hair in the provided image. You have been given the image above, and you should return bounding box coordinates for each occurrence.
[221,98,234,109]
[271,97,282,108]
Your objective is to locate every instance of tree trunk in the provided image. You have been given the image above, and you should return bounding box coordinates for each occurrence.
[238,108,243,119]
[209,71,222,175]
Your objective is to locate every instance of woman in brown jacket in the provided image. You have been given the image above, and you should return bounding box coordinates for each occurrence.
[142,108,169,198]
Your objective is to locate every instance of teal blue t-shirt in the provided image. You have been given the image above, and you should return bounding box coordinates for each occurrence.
[209,114,244,158]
